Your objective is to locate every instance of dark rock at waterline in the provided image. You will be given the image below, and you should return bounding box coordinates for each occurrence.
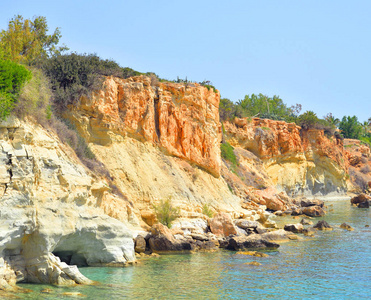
[134,235,146,253]
[190,240,219,251]
[284,223,304,233]
[358,201,370,208]
[300,198,324,208]
[313,220,332,231]
[223,235,280,251]
[291,208,302,216]
[148,223,192,252]
[350,193,371,205]
[302,205,325,217]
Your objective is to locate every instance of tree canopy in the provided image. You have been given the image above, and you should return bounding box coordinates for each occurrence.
[0,15,68,65]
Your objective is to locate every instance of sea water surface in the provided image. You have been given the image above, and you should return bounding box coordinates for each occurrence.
[18,199,371,299]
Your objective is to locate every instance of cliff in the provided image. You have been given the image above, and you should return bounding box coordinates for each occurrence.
[224,118,348,196]
[66,76,244,223]
[0,117,136,289]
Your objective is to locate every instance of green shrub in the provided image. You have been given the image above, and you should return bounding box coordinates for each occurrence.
[221,142,237,166]
[0,59,31,119]
[153,198,180,228]
[202,203,214,218]
[43,53,142,114]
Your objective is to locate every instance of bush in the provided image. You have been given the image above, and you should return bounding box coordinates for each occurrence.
[202,203,214,218]
[14,68,52,123]
[153,198,180,228]
[43,53,142,113]
[296,111,319,130]
[221,142,237,165]
[0,59,31,119]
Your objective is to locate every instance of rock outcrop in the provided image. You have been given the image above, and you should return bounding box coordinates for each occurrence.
[224,118,348,196]
[0,118,135,289]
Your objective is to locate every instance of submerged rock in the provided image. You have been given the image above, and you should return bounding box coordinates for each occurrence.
[340,223,354,231]
[300,218,313,225]
[313,220,332,231]
[284,223,304,233]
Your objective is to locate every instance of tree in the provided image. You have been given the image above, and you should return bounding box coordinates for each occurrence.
[0,15,68,65]
[339,116,362,139]
[237,93,292,120]
[219,98,236,121]
[323,113,340,127]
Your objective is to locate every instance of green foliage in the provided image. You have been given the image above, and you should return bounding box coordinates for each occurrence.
[202,203,214,218]
[14,68,52,122]
[0,15,68,65]
[237,94,292,119]
[339,116,363,139]
[295,111,319,129]
[220,98,237,121]
[219,94,298,123]
[44,53,141,113]
[221,142,237,167]
[0,59,31,120]
[153,198,180,228]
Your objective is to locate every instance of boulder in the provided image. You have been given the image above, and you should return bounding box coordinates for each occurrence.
[234,220,259,230]
[291,208,303,216]
[302,206,325,217]
[284,223,304,233]
[224,235,280,251]
[350,193,371,205]
[148,224,192,252]
[300,198,324,208]
[134,235,146,253]
[209,213,237,237]
[313,220,332,231]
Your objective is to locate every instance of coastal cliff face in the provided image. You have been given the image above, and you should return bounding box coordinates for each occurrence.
[0,117,136,289]
[66,76,244,223]
[224,118,348,196]
[68,76,221,177]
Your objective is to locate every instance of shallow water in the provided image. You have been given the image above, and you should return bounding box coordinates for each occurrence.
[18,200,371,299]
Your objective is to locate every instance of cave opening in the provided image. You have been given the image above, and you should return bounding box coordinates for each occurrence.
[53,251,88,267]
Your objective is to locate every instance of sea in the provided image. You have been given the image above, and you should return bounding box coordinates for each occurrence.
[17,199,371,299]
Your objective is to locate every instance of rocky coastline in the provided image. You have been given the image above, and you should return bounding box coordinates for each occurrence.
[0,75,370,296]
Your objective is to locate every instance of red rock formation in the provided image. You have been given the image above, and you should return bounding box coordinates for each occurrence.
[224,118,348,195]
[69,76,222,177]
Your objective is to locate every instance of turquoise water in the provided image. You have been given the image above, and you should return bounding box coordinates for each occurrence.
[17,200,371,299]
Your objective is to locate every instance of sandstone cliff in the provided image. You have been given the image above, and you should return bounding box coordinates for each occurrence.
[66,76,244,223]
[224,118,348,196]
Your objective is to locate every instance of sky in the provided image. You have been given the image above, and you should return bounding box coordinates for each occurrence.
[1,0,370,122]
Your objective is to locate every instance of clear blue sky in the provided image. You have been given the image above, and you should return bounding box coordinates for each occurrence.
[1,0,370,122]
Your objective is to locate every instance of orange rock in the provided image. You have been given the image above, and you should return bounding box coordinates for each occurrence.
[68,75,222,177]
[209,213,237,237]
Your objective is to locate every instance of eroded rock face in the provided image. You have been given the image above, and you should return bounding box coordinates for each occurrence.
[68,76,222,177]
[224,118,348,196]
[0,119,135,288]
